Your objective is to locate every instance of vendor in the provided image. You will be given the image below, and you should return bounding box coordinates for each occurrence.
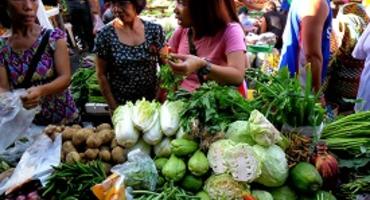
[168,0,247,96]
[279,0,332,93]
[94,0,166,112]
[0,0,79,125]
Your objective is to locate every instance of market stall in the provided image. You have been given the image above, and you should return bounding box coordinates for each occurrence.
[0,0,370,199]
[1,66,370,200]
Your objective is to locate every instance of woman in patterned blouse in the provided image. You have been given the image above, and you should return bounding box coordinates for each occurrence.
[0,0,79,125]
[94,0,166,112]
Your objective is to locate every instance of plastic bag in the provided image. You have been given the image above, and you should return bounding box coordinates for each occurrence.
[0,134,62,195]
[0,90,38,153]
[0,125,45,166]
[111,149,158,191]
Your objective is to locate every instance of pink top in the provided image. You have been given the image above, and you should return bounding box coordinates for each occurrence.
[168,22,247,92]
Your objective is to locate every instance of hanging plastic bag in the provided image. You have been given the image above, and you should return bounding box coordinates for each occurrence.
[0,90,38,153]
[0,134,62,195]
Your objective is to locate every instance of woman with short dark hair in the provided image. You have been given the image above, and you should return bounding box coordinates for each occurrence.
[95,0,165,111]
[0,0,79,125]
[168,0,247,95]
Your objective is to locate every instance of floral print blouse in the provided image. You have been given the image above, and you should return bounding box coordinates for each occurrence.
[0,28,79,125]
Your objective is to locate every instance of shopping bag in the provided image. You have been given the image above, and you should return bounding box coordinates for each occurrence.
[0,90,38,153]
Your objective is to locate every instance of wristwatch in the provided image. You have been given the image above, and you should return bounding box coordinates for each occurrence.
[197,59,212,83]
[199,59,212,75]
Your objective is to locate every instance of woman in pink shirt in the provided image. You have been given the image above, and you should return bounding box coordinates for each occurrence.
[168,0,247,94]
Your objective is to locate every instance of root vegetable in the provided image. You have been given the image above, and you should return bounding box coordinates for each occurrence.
[99,149,111,162]
[85,149,99,160]
[86,135,103,148]
[97,129,114,144]
[72,129,93,146]
[111,139,118,149]
[66,152,81,163]
[111,147,127,164]
[62,141,76,154]
[62,127,77,141]
[71,124,82,129]
[55,126,64,133]
[50,132,61,141]
[96,123,112,132]
[79,153,85,159]
[44,125,57,136]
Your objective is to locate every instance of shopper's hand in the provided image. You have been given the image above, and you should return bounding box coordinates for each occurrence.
[168,54,206,76]
[21,86,43,109]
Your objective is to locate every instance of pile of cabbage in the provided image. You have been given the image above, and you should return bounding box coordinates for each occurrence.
[113,100,290,200]
[112,99,185,156]
[205,110,290,200]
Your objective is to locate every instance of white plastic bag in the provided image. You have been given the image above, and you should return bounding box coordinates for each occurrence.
[0,134,62,195]
[0,125,45,166]
[0,90,38,153]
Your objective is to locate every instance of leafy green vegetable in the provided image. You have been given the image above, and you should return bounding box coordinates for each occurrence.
[132,99,160,132]
[160,100,185,136]
[43,161,106,200]
[248,68,325,128]
[176,82,254,136]
[253,145,289,187]
[249,110,282,147]
[159,64,184,99]
[71,67,95,110]
[225,121,255,145]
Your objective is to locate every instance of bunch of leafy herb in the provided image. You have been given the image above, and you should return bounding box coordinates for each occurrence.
[158,64,184,99]
[249,67,325,128]
[176,82,254,136]
[43,161,106,200]
[70,68,95,110]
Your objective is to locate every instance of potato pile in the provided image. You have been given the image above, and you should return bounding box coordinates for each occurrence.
[44,123,127,170]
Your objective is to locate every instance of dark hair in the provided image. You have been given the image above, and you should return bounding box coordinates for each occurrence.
[111,0,146,14]
[188,0,240,38]
[264,1,277,12]
[0,1,11,28]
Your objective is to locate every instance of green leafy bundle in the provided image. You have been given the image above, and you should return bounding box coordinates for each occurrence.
[177,82,253,135]
[321,111,370,158]
[158,64,184,99]
[249,67,325,128]
[43,161,106,200]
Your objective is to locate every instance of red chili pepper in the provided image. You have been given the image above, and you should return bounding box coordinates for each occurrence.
[243,194,256,200]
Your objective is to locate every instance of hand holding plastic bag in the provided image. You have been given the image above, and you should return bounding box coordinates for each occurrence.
[0,90,38,153]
